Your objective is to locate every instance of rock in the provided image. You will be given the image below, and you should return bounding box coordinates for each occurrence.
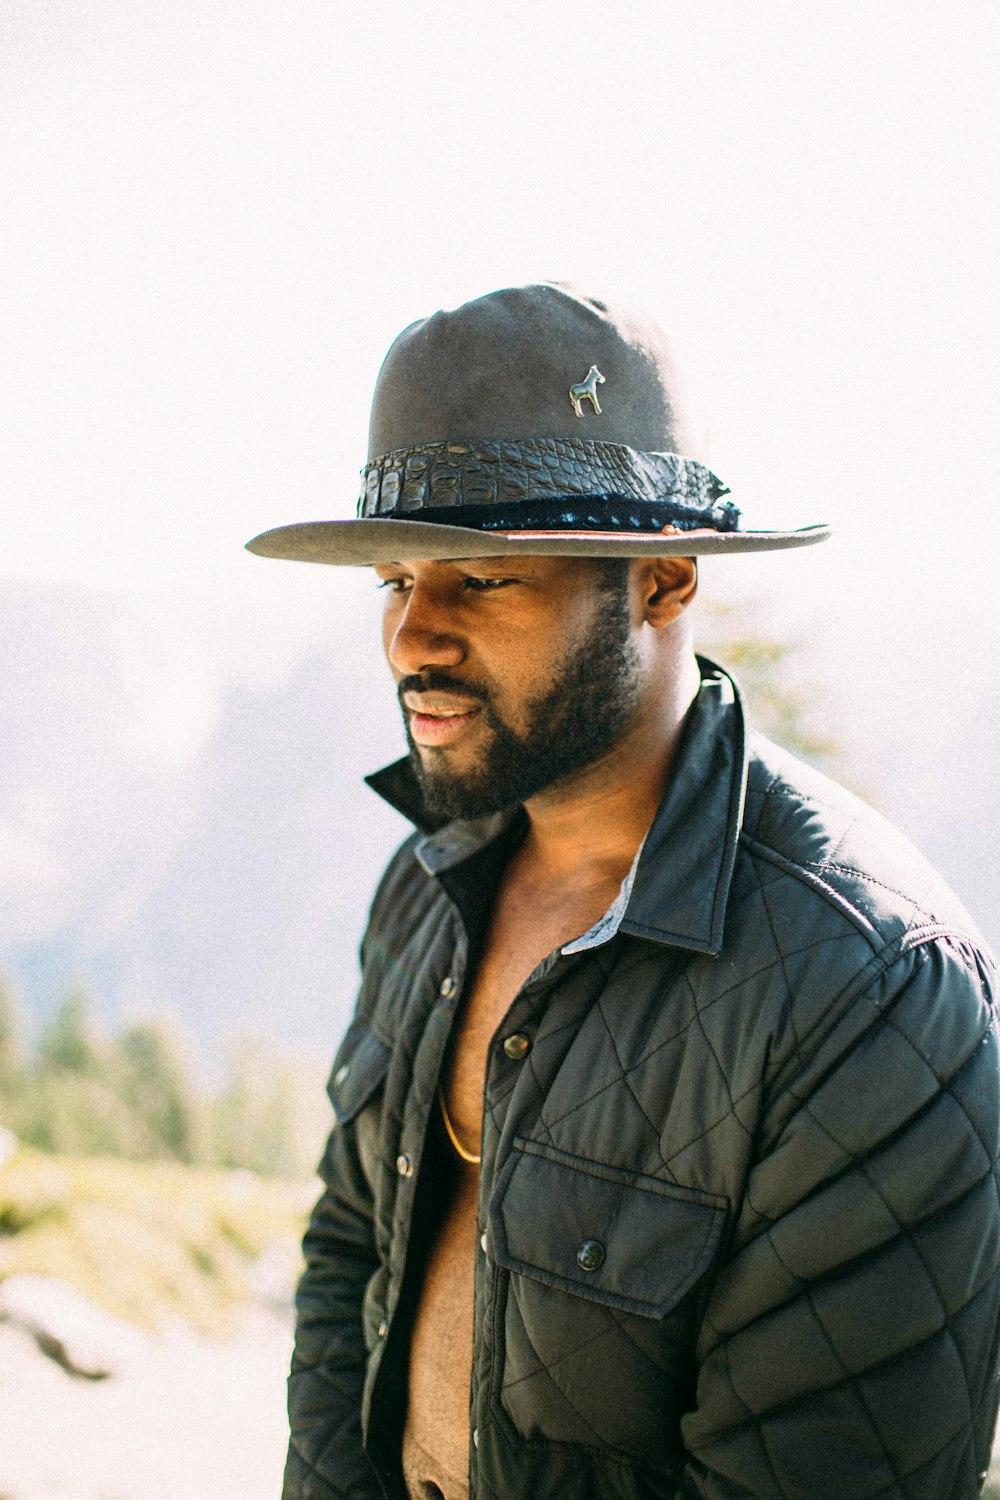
[0,1274,145,1379]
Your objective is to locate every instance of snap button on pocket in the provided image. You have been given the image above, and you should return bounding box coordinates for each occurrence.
[503,1033,531,1061]
[576,1239,606,1272]
[327,1022,391,1128]
[439,976,457,999]
[396,1153,414,1178]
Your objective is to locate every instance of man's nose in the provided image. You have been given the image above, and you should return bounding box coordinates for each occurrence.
[386,588,465,676]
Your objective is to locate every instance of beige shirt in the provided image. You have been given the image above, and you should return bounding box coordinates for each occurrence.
[401,1120,478,1500]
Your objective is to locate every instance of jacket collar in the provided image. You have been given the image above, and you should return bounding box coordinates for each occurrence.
[365,656,748,957]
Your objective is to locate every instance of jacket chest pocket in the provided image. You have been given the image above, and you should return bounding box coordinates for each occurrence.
[486,1138,728,1462]
[327,1018,392,1187]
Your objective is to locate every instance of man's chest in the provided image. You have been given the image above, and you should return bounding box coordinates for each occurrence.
[441,869,626,1152]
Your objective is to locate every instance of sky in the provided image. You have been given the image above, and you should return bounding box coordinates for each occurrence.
[0,0,998,1000]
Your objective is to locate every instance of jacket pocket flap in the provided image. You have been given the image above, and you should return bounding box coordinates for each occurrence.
[490,1138,727,1319]
[327,1020,392,1126]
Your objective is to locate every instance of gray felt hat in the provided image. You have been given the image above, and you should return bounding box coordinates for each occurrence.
[246,282,829,565]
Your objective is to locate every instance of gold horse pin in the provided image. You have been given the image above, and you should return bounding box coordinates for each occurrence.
[569,365,605,417]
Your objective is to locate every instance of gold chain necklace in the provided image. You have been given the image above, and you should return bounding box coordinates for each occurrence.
[437,1085,481,1165]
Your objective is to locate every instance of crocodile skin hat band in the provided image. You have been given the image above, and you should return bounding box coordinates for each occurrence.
[247,282,830,565]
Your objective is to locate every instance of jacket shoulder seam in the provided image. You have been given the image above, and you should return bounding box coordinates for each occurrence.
[739,831,971,956]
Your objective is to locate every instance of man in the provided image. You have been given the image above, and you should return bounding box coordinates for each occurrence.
[247,283,1000,1499]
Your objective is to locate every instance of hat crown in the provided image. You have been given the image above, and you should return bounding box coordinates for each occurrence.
[367,282,692,460]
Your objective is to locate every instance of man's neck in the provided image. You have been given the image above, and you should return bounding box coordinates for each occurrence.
[516,652,701,889]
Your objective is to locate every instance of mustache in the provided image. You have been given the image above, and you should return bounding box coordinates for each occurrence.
[396,671,489,707]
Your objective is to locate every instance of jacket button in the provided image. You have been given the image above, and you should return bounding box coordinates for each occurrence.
[502,1032,531,1061]
[377,1318,388,1338]
[396,1153,413,1178]
[472,1428,479,1449]
[479,1232,487,1253]
[439,976,457,999]
[576,1239,606,1272]
[333,1063,350,1087]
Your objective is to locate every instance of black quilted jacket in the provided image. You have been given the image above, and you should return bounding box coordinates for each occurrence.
[286,661,1000,1499]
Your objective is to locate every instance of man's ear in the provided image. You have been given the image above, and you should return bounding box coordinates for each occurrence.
[636,556,698,627]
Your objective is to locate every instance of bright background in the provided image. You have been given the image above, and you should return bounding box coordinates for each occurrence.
[1,0,997,1065]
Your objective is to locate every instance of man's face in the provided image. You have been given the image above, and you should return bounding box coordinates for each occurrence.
[374,555,645,820]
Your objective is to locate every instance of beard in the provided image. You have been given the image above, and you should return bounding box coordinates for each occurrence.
[399,585,644,822]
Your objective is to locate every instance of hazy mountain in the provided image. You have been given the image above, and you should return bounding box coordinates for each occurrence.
[0,582,409,1060]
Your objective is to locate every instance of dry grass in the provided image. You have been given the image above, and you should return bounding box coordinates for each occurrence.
[0,1145,315,1336]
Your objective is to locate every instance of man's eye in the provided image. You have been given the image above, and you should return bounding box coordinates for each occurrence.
[376,576,411,593]
[462,576,515,593]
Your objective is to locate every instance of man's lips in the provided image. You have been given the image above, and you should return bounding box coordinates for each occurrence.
[403,694,482,748]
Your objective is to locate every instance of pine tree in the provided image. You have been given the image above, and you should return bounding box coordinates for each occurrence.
[111,1019,202,1162]
[697,596,840,769]
[0,976,24,1092]
[39,988,101,1075]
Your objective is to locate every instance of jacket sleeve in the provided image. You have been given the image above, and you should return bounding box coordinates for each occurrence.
[677,937,1000,1499]
[283,1017,389,1500]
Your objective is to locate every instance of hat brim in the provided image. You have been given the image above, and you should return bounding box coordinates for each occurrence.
[245,517,831,565]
